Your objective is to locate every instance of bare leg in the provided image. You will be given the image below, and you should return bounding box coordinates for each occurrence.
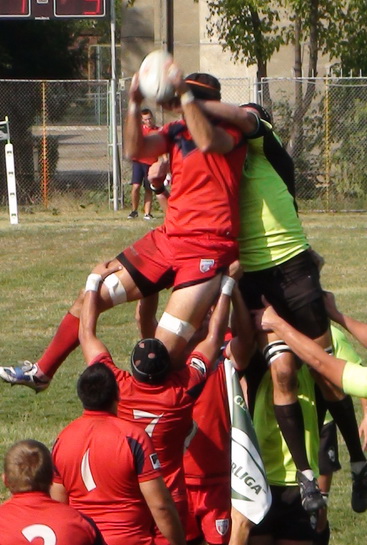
[131,183,141,212]
[144,186,153,216]
[155,275,222,369]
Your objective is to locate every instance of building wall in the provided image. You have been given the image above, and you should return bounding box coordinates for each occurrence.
[120,1,330,80]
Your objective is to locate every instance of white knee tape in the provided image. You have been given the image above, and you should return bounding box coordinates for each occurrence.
[102,273,127,306]
[263,340,293,366]
[158,312,196,342]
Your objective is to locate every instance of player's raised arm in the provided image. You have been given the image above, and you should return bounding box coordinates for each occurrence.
[254,297,367,398]
[123,73,167,161]
[193,264,240,365]
[167,65,237,154]
[225,283,255,371]
[199,100,260,136]
[324,291,367,349]
[79,262,122,364]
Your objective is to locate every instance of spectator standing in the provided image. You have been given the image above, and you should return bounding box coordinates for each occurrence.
[128,108,159,220]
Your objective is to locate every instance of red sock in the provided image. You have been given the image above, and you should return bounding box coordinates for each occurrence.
[37,312,80,379]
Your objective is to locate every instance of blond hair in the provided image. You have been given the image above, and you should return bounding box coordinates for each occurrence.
[4,439,52,494]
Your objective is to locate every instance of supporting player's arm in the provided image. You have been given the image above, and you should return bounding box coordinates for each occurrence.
[140,477,186,545]
[254,296,367,398]
[324,291,367,348]
[194,264,241,365]
[199,100,259,135]
[167,64,236,154]
[226,284,255,372]
[79,263,122,363]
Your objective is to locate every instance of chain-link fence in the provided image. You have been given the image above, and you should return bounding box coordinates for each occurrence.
[1,76,367,215]
[259,77,367,210]
[0,79,117,212]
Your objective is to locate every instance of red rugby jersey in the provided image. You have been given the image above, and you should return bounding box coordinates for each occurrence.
[0,491,105,545]
[52,411,160,545]
[94,351,210,503]
[134,124,160,165]
[159,119,246,238]
[183,361,231,485]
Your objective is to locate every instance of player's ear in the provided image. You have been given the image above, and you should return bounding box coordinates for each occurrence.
[2,473,8,488]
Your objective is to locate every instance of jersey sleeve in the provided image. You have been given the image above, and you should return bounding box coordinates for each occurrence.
[89,352,130,382]
[126,428,162,483]
[181,351,211,399]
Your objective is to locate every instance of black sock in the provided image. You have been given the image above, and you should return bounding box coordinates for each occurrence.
[313,521,330,545]
[274,401,310,471]
[326,396,365,463]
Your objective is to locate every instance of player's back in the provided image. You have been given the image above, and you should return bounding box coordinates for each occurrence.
[52,411,159,545]
[100,350,210,502]
[0,491,103,545]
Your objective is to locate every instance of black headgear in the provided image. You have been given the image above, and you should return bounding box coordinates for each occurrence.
[131,338,171,384]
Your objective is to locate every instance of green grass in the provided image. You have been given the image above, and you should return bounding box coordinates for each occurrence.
[0,208,366,544]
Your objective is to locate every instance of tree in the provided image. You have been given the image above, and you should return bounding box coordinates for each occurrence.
[205,0,367,200]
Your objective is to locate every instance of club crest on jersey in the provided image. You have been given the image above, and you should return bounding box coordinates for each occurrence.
[200,259,215,273]
[190,357,206,375]
[215,519,230,536]
[150,453,161,470]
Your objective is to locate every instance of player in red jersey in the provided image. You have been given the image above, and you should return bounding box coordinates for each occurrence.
[127,108,159,220]
[76,261,238,542]
[0,439,105,545]
[51,363,186,545]
[0,62,251,391]
[183,285,255,545]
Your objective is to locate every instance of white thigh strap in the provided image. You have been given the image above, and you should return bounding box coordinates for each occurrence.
[158,312,196,342]
[102,273,127,306]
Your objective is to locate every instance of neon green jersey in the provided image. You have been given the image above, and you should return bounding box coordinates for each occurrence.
[239,121,309,271]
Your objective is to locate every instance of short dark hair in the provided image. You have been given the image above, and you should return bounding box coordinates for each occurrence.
[4,439,53,494]
[185,73,221,101]
[141,108,153,116]
[241,102,272,124]
[77,363,119,411]
[131,338,171,385]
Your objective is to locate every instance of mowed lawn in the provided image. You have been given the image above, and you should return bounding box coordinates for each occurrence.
[0,209,366,544]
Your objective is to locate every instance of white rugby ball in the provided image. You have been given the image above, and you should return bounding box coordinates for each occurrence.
[139,50,175,103]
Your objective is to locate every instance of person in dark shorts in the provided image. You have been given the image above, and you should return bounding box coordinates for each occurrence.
[128,108,159,220]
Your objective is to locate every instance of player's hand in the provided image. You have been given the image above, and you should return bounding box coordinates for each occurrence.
[128,73,144,105]
[252,296,279,332]
[148,160,169,186]
[91,261,122,280]
[167,63,188,96]
[228,260,243,281]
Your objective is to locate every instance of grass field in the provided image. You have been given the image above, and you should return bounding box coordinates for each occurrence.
[0,208,366,543]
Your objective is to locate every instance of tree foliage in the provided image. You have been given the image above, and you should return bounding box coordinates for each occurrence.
[205,0,367,79]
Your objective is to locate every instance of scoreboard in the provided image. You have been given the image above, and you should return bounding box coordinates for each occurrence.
[0,0,109,19]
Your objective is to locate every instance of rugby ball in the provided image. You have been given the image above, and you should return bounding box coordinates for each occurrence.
[138,50,175,103]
